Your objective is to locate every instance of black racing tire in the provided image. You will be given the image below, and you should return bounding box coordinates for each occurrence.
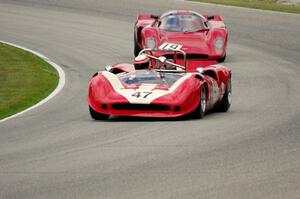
[89,106,109,120]
[134,33,142,57]
[217,78,232,112]
[193,86,207,119]
[217,53,226,63]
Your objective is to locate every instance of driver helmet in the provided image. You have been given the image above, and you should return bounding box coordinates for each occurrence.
[134,54,150,70]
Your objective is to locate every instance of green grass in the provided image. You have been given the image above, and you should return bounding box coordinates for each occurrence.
[190,0,300,14]
[0,43,59,120]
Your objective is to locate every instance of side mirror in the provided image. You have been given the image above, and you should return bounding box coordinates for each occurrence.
[105,65,112,72]
[196,67,205,74]
[157,21,162,27]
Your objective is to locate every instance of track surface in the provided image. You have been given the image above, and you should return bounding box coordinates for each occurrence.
[0,0,300,198]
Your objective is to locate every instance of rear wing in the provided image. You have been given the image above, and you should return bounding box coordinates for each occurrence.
[138,47,187,73]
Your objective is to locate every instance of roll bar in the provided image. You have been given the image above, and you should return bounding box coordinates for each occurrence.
[138,48,187,73]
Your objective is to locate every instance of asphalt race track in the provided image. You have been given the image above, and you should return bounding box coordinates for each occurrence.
[0,0,300,198]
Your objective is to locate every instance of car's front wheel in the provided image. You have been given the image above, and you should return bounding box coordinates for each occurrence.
[217,53,226,63]
[217,78,232,112]
[134,33,142,57]
[89,106,109,120]
[193,86,207,119]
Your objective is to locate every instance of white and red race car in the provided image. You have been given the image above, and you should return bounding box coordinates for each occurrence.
[87,46,231,120]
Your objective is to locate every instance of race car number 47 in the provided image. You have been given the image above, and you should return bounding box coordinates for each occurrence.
[132,91,152,98]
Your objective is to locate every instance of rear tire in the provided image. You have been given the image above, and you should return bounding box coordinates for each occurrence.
[217,78,232,112]
[89,106,109,120]
[193,86,206,119]
[134,33,142,57]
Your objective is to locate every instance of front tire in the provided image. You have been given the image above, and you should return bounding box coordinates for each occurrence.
[134,33,142,57]
[193,86,207,119]
[89,106,109,120]
[217,53,226,63]
[217,78,232,112]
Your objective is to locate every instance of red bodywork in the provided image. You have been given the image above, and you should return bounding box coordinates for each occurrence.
[88,63,231,118]
[134,10,228,65]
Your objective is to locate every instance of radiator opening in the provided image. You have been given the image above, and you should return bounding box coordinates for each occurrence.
[112,104,170,111]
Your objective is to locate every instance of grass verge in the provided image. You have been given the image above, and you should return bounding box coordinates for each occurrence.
[190,0,300,14]
[0,43,59,120]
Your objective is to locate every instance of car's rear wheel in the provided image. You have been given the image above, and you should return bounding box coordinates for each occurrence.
[134,33,142,57]
[89,106,109,120]
[193,86,206,119]
[217,78,232,112]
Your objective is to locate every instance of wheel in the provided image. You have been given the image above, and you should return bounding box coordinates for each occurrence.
[134,33,142,57]
[217,78,232,112]
[217,53,226,63]
[89,106,109,120]
[193,86,207,119]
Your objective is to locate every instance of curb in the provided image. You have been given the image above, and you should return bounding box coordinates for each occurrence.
[0,40,66,123]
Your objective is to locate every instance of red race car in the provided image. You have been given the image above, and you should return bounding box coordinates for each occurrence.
[134,10,228,62]
[87,48,232,120]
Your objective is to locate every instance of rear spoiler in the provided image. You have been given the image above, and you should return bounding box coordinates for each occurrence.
[203,15,223,21]
[137,14,159,20]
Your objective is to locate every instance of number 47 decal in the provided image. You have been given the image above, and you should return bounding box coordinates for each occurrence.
[131,91,152,98]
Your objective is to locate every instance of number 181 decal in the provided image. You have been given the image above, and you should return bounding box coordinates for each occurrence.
[159,43,182,51]
[131,91,152,99]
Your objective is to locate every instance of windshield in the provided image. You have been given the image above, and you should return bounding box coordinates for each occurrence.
[159,14,205,32]
[118,70,183,86]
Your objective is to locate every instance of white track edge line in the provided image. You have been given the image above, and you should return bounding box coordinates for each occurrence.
[0,40,65,123]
